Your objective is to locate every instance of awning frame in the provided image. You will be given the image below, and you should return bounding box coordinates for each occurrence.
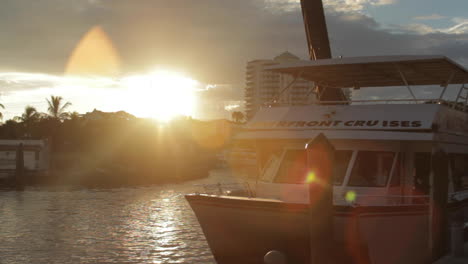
[265,55,468,110]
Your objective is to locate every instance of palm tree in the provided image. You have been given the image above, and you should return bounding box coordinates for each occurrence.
[68,111,81,121]
[231,111,245,123]
[46,95,72,120]
[18,106,38,123]
[0,103,5,121]
[14,106,39,138]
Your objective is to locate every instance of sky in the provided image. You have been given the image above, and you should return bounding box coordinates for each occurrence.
[0,0,467,120]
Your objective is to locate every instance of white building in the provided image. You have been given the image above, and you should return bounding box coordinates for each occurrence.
[245,52,315,120]
[0,140,50,179]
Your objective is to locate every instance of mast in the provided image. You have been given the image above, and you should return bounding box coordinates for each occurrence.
[300,0,346,101]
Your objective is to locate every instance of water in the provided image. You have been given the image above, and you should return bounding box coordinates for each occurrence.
[0,169,238,264]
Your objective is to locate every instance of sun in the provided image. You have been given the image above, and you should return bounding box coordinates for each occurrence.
[122,70,197,121]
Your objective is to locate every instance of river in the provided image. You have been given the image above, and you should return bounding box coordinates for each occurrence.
[0,169,241,264]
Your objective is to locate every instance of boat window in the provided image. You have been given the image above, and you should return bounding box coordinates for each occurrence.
[414,153,431,194]
[348,151,395,187]
[274,150,307,184]
[450,154,468,191]
[333,151,353,185]
[274,149,352,185]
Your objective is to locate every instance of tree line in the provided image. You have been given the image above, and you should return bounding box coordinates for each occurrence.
[0,96,220,187]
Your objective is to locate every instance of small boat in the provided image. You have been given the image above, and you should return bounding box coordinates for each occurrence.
[186,55,468,264]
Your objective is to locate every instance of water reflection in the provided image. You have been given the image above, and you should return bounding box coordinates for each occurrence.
[0,170,234,264]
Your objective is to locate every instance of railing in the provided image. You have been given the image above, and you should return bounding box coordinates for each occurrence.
[264,98,468,112]
[192,184,433,207]
[334,194,431,206]
[194,182,255,197]
[316,98,455,105]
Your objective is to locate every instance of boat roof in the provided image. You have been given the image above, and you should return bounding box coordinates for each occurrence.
[265,55,468,88]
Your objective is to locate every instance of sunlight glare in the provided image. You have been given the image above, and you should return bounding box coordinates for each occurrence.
[122,71,198,121]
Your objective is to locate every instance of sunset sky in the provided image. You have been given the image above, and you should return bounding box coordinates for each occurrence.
[0,0,467,120]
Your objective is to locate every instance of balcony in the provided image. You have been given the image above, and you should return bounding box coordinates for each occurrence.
[246,64,255,70]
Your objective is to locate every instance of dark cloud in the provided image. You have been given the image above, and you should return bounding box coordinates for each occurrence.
[0,0,466,86]
[325,11,468,61]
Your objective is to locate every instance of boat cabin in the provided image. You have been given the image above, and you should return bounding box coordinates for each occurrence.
[237,55,468,206]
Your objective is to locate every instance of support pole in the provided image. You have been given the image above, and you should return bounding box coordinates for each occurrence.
[15,143,25,191]
[395,65,417,101]
[454,81,467,111]
[305,133,334,264]
[464,84,468,112]
[317,84,328,101]
[450,210,464,257]
[454,83,465,106]
[438,71,456,101]
[429,147,449,261]
[272,71,303,105]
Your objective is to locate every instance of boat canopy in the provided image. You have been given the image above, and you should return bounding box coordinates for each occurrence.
[265,55,468,88]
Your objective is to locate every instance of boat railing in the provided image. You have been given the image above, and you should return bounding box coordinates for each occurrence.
[265,98,468,112]
[318,99,447,105]
[335,194,431,206]
[192,185,433,206]
[194,182,254,197]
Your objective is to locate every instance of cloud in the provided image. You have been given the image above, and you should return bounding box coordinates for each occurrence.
[324,0,397,12]
[0,0,464,80]
[266,0,397,13]
[393,16,468,35]
[325,10,468,61]
[0,0,467,112]
[446,18,468,34]
[391,23,437,34]
[413,14,446,21]
[0,71,243,120]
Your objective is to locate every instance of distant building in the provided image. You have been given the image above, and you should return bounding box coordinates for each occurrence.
[245,52,315,120]
[0,140,50,179]
[83,109,136,121]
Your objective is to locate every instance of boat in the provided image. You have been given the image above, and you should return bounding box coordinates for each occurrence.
[186,55,468,264]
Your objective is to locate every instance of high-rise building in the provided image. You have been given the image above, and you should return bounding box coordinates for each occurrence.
[245,52,315,120]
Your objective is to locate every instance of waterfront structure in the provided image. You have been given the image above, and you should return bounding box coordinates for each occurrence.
[245,52,315,120]
[0,139,50,179]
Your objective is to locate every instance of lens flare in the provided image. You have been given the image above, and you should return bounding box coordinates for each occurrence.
[66,26,121,76]
[306,172,316,183]
[345,190,357,203]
